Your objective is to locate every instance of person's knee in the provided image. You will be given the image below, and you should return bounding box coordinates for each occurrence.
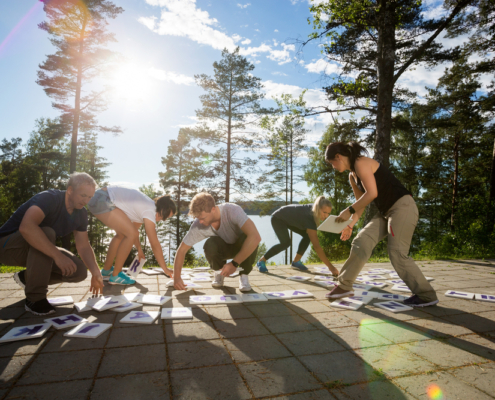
[350,234,373,259]
[388,248,410,265]
[68,259,87,282]
[203,238,220,258]
[40,227,56,243]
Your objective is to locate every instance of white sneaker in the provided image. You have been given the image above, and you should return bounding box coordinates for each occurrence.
[239,274,251,292]
[212,272,224,288]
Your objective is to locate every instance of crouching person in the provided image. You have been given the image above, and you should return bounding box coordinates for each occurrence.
[0,172,104,315]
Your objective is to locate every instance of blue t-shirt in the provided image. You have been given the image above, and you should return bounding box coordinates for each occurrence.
[0,190,88,238]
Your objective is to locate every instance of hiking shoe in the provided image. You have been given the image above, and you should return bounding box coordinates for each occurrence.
[14,270,26,289]
[101,266,114,281]
[212,272,224,288]
[404,294,439,307]
[239,274,252,292]
[109,271,136,285]
[325,285,354,299]
[291,261,309,271]
[25,298,56,316]
[257,260,268,273]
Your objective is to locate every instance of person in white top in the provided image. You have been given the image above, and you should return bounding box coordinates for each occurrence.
[88,186,176,285]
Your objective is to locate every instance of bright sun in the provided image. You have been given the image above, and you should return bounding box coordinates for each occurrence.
[109,62,155,107]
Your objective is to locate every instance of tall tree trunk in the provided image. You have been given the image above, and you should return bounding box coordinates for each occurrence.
[490,138,495,203]
[70,15,87,173]
[290,134,293,262]
[451,135,459,232]
[177,153,182,251]
[225,73,233,203]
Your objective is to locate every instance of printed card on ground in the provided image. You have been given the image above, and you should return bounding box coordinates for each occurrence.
[425,277,434,281]
[141,269,162,275]
[366,275,386,280]
[263,291,293,300]
[348,295,374,304]
[190,295,220,305]
[123,292,144,302]
[330,299,363,310]
[286,276,311,281]
[0,323,52,343]
[45,314,87,330]
[92,295,128,312]
[474,294,495,303]
[74,297,100,313]
[217,294,243,304]
[387,280,406,285]
[352,290,380,298]
[112,302,142,313]
[361,281,387,288]
[240,293,268,302]
[120,311,159,324]
[127,256,146,278]
[184,282,204,290]
[229,272,239,277]
[191,276,211,282]
[352,284,373,290]
[445,290,475,299]
[375,301,413,313]
[354,277,368,282]
[314,275,332,281]
[48,296,74,306]
[192,272,211,277]
[64,322,112,339]
[285,289,314,299]
[315,280,337,288]
[369,268,393,273]
[389,273,400,278]
[376,293,408,302]
[152,268,168,275]
[138,295,172,306]
[193,267,210,271]
[161,307,193,320]
[391,285,412,293]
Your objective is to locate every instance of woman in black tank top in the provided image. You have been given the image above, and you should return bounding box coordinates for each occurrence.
[321,142,438,307]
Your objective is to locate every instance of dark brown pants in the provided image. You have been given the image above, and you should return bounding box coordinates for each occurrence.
[203,234,257,275]
[0,227,87,301]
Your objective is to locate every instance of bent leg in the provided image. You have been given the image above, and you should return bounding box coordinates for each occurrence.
[49,247,88,284]
[204,237,229,271]
[103,233,124,270]
[263,217,291,260]
[338,215,388,291]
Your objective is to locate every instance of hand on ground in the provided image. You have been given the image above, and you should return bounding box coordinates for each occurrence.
[90,275,104,295]
[174,277,186,290]
[220,262,237,277]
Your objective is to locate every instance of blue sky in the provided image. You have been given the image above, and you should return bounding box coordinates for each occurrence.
[0,0,482,199]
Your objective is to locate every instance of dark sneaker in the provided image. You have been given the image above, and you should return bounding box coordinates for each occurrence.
[404,294,439,307]
[25,298,56,316]
[325,285,354,299]
[13,270,26,289]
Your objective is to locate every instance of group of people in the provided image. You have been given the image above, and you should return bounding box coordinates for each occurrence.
[0,141,438,316]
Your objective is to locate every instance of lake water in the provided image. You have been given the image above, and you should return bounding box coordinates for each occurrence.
[192,215,310,264]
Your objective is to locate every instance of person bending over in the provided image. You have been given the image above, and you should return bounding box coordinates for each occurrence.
[173,193,261,292]
[256,197,339,275]
[0,172,103,315]
[325,141,438,307]
[88,186,176,285]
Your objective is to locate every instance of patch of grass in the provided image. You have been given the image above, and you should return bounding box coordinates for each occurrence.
[0,266,24,273]
[372,368,386,379]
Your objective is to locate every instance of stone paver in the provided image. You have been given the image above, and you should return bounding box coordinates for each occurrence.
[0,259,495,399]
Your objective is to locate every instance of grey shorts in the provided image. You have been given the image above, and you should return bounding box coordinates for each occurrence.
[88,189,116,215]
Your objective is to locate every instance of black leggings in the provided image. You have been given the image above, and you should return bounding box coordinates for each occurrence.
[264,216,311,260]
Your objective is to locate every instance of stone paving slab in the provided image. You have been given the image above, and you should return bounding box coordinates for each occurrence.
[0,259,495,399]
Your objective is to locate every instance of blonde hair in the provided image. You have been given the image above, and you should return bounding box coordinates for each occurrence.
[67,172,97,190]
[312,196,332,224]
[189,192,216,217]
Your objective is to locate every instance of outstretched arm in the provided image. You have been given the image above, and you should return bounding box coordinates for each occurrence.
[173,242,192,290]
[307,229,338,275]
[74,230,103,295]
[144,219,173,277]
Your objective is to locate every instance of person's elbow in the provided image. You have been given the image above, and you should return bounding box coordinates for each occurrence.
[367,189,378,200]
[251,230,261,245]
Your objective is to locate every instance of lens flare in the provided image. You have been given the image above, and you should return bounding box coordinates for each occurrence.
[427,384,444,399]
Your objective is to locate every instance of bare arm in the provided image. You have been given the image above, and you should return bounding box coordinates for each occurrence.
[173,242,191,290]
[19,206,76,276]
[144,219,172,277]
[74,230,103,295]
[306,229,338,275]
[220,218,261,277]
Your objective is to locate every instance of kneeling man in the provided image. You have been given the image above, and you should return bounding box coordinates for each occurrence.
[0,172,104,315]
[173,193,261,292]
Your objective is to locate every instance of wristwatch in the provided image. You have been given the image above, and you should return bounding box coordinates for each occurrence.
[348,206,356,214]
[231,260,240,268]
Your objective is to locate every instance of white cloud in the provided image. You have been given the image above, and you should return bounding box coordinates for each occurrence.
[139,0,237,51]
[304,58,341,75]
[274,29,279,32]
[267,43,295,65]
[237,3,250,8]
[148,67,196,85]
[239,43,272,57]
[272,71,288,76]
[241,38,251,45]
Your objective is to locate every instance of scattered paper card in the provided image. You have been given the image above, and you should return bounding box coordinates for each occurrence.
[314,275,332,281]
[127,256,146,278]
[352,290,380,298]
[240,293,268,302]
[112,302,142,313]
[141,269,162,275]
[120,310,159,324]
[45,314,87,330]
[190,295,220,305]
[192,272,211,278]
[286,289,314,299]
[317,215,352,233]
[193,267,210,271]
[387,280,406,285]
[366,275,386,280]
[474,294,495,303]
[191,276,211,282]
[0,323,52,343]
[74,297,100,313]
[315,280,337,288]
[161,307,193,320]
[362,281,387,288]
[217,294,243,304]
[264,291,293,300]
[123,292,144,302]
[64,322,112,339]
[92,295,128,312]
[425,277,435,281]
[445,290,475,300]
[376,293,408,302]
[375,301,413,313]
[48,296,74,306]
[138,294,171,306]
[353,284,373,290]
[348,295,373,304]
[330,299,363,310]
[391,285,412,292]
[286,276,311,281]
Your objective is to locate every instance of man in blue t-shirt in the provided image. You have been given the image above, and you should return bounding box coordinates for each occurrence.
[0,172,104,315]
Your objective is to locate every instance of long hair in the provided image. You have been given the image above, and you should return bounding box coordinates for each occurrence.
[154,195,177,220]
[325,141,369,172]
[312,196,332,225]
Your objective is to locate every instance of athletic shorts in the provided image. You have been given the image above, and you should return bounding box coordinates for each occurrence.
[87,189,116,215]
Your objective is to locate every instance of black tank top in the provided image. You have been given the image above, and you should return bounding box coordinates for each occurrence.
[355,164,411,215]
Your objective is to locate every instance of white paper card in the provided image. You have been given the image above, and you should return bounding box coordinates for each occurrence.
[366,275,386,280]
[376,293,408,302]
[193,267,210,271]
[184,282,203,290]
[120,310,159,324]
[315,280,337,288]
[64,322,112,339]
[285,289,314,299]
[192,272,211,278]
[138,295,172,306]
[445,290,475,299]
[74,297,100,313]
[161,307,193,319]
[389,273,400,278]
[127,256,146,278]
[391,285,412,293]
[330,299,363,310]
[361,281,387,288]
[152,268,167,275]
[141,269,162,275]
[48,296,74,306]
[263,291,293,300]
[0,323,52,343]
[123,292,144,302]
[92,295,128,312]
[475,294,495,303]
[352,290,380,298]
[190,295,220,305]
[112,302,142,313]
[314,275,332,281]
[45,314,87,330]
[317,215,352,233]
[425,277,434,281]
[217,294,243,304]
[387,280,406,285]
[191,276,211,282]
[348,296,373,304]
[375,301,413,313]
[286,276,311,281]
[352,284,373,290]
[240,293,268,302]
